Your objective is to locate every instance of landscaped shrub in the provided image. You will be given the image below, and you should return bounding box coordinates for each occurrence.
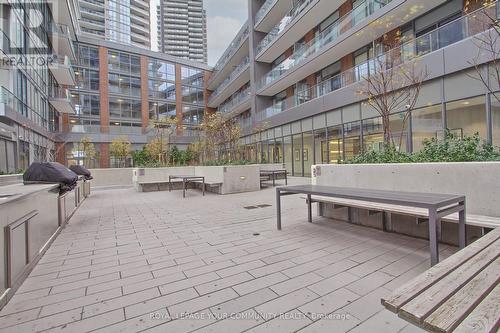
[202,159,250,166]
[348,132,500,164]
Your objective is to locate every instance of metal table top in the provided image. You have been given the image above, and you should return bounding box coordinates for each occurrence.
[277,185,465,209]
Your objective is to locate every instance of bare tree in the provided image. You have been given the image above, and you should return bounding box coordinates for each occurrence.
[467,2,500,104]
[198,113,241,163]
[147,117,178,165]
[357,37,428,150]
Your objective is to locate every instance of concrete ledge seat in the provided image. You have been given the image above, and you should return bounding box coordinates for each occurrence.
[309,195,500,229]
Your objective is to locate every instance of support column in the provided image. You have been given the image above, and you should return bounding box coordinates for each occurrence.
[99,46,109,134]
[140,55,149,129]
[175,64,183,136]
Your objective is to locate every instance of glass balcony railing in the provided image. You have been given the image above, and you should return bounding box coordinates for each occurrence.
[259,0,392,90]
[218,87,251,113]
[50,55,76,84]
[51,23,76,58]
[257,2,499,121]
[0,87,48,129]
[256,0,315,55]
[209,23,249,80]
[255,0,279,26]
[209,56,250,103]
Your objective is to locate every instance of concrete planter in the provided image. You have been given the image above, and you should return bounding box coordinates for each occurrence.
[311,162,500,244]
[132,165,262,194]
[195,165,261,194]
[89,168,134,187]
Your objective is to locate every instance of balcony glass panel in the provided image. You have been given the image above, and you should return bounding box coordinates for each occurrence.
[257,2,499,121]
[256,0,315,55]
[259,0,391,89]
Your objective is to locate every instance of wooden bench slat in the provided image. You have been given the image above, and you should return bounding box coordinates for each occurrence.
[311,195,500,228]
[423,258,500,333]
[382,228,500,313]
[453,284,500,333]
[399,241,499,325]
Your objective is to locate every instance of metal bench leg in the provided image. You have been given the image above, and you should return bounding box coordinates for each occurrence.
[203,179,205,196]
[429,208,439,266]
[169,177,171,192]
[183,180,186,198]
[307,194,312,223]
[276,189,282,230]
[272,173,276,187]
[285,172,288,185]
[459,200,466,249]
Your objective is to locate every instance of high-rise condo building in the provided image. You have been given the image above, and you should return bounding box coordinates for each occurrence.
[157,0,208,63]
[207,0,500,176]
[78,0,151,49]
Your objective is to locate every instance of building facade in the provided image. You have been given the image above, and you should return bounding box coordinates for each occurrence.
[57,35,211,168]
[78,0,151,49]
[157,0,208,63]
[0,0,79,173]
[207,0,500,176]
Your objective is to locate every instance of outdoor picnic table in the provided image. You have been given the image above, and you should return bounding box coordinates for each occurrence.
[382,227,500,333]
[168,175,205,198]
[260,169,288,187]
[276,185,466,266]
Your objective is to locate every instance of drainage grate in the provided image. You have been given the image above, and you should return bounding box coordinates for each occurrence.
[257,204,272,208]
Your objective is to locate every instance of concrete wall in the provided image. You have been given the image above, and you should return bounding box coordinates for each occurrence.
[256,163,286,171]
[0,174,23,186]
[132,165,261,194]
[89,168,135,187]
[312,162,500,217]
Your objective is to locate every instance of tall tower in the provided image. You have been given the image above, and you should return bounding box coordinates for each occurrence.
[78,0,151,49]
[157,0,208,63]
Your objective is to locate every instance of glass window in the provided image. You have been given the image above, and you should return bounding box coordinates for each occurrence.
[328,125,343,164]
[446,96,487,140]
[492,93,500,148]
[314,128,328,164]
[303,132,313,176]
[344,121,361,161]
[412,104,443,152]
[284,136,293,174]
[363,117,384,152]
[292,134,303,176]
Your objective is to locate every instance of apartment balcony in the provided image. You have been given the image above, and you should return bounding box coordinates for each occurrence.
[208,57,250,108]
[49,23,76,60]
[256,3,497,122]
[48,55,76,86]
[0,87,49,131]
[257,0,444,97]
[218,88,251,118]
[79,19,105,32]
[256,0,343,63]
[52,0,77,28]
[80,0,104,11]
[49,87,75,114]
[254,0,291,33]
[207,23,249,90]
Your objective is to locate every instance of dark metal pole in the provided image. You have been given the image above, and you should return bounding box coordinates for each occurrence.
[276,188,282,230]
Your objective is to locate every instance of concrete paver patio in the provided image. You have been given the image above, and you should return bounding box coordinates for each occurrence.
[0,178,456,332]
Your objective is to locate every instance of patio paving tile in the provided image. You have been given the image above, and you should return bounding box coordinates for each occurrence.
[0,177,451,332]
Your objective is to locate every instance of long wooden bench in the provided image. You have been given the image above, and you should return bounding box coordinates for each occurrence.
[309,195,500,230]
[137,180,222,193]
[382,227,500,332]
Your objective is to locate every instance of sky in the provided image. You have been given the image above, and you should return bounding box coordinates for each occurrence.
[150,0,248,66]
